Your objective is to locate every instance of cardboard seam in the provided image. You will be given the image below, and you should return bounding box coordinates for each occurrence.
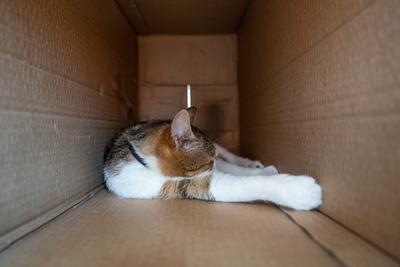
[0,108,128,124]
[0,26,99,91]
[235,0,253,32]
[0,54,126,104]
[116,0,150,34]
[114,0,138,34]
[316,211,400,264]
[0,185,105,253]
[0,50,103,97]
[279,208,348,267]
[130,0,151,34]
[242,86,400,129]
[241,111,400,129]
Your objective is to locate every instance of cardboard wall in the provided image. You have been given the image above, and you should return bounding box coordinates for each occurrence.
[238,0,400,259]
[0,0,137,249]
[117,0,250,34]
[138,35,240,152]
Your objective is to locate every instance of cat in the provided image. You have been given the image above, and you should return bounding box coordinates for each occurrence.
[103,107,322,210]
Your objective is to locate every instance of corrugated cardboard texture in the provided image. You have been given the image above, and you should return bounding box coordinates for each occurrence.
[0,0,137,249]
[1,191,396,267]
[238,0,400,259]
[0,191,342,267]
[139,35,237,85]
[283,209,399,267]
[116,0,150,34]
[117,0,250,34]
[138,35,239,151]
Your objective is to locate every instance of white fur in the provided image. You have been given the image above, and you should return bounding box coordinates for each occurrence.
[209,172,322,210]
[214,143,264,168]
[105,159,213,199]
[215,159,278,176]
[107,161,321,210]
[106,145,321,211]
[106,161,166,199]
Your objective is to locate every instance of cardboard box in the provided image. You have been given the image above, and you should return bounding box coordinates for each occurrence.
[0,0,399,266]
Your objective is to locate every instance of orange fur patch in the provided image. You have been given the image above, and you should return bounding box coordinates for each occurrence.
[153,126,214,177]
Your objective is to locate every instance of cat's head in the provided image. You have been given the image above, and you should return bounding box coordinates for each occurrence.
[156,108,216,177]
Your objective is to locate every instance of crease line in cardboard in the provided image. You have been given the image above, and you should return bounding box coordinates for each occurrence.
[279,208,348,267]
[241,110,400,129]
[129,0,150,34]
[115,0,150,34]
[0,185,105,253]
[241,82,399,110]
[0,50,122,100]
[235,0,252,32]
[0,108,128,124]
[317,211,400,264]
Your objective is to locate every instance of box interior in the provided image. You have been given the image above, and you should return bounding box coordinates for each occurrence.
[0,0,399,266]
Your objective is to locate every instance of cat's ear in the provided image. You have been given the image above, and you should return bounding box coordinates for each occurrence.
[186,107,197,124]
[171,109,195,145]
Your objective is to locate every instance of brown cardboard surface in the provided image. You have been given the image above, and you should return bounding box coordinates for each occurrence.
[206,131,240,154]
[0,0,399,264]
[238,0,372,100]
[0,56,126,122]
[116,0,150,34]
[283,210,399,267]
[0,112,125,245]
[118,0,250,34]
[0,185,104,253]
[0,191,341,267]
[0,0,137,249]
[0,0,136,99]
[238,0,400,259]
[138,85,238,130]
[138,35,239,150]
[138,35,237,85]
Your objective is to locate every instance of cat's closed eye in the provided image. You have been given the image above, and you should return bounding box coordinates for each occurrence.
[185,161,214,174]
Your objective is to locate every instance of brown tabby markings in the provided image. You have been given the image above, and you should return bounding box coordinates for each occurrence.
[131,122,215,200]
[104,109,216,200]
[159,176,213,200]
[151,125,214,177]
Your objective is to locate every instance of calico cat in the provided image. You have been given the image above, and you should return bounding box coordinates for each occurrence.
[103,108,322,210]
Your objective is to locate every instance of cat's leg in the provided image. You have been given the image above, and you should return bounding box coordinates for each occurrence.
[214,143,264,168]
[105,162,166,199]
[209,171,322,211]
[215,159,278,176]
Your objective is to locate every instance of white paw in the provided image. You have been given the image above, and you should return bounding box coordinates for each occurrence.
[261,165,279,175]
[276,175,322,211]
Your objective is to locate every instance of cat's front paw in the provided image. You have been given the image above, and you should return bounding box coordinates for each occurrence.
[277,175,322,211]
[261,165,279,175]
